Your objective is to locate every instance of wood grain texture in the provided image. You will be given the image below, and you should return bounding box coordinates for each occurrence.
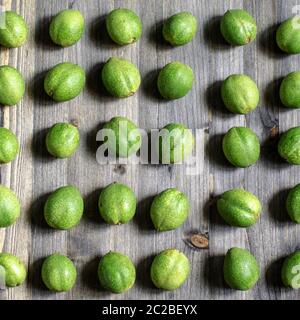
[0,0,300,300]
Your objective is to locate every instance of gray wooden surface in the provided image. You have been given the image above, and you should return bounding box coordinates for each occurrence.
[0,0,300,300]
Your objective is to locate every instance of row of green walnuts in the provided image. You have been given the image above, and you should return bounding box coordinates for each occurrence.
[1,246,300,292]
[0,182,189,231]
[0,57,194,104]
[0,249,190,292]
[3,172,300,238]
[2,8,300,51]
[0,8,197,48]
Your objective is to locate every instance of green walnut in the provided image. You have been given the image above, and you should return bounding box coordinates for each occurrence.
[217,189,261,227]
[46,122,80,158]
[162,12,197,46]
[220,9,257,46]
[0,127,19,164]
[278,126,300,165]
[159,123,194,164]
[49,9,85,47]
[0,66,25,106]
[98,251,136,293]
[98,182,136,225]
[223,247,260,291]
[157,61,194,99]
[286,184,300,223]
[151,249,190,290]
[276,17,300,54]
[280,72,300,108]
[103,116,141,157]
[223,127,260,168]
[44,185,84,230]
[0,253,26,287]
[0,11,28,48]
[0,185,20,228]
[106,8,142,45]
[41,253,77,292]
[44,62,86,102]
[150,188,189,231]
[101,57,141,98]
[221,74,260,114]
[281,251,300,289]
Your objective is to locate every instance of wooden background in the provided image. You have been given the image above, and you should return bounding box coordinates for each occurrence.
[0,0,300,300]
